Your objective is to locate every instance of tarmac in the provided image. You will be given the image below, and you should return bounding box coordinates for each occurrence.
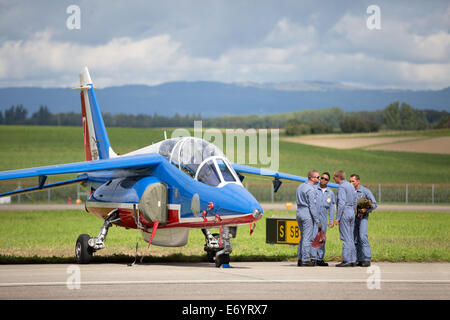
[0,204,448,301]
[0,262,449,300]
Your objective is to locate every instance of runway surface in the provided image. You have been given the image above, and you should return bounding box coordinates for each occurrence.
[0,262,449,300]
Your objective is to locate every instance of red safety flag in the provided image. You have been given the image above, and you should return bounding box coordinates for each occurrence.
[312,230,326,249]
[147,221,159,248]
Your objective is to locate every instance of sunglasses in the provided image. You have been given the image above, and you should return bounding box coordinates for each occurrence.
[320,177,329,181]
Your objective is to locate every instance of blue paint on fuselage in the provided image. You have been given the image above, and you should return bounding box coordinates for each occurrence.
[86,155,262,219]
[87,86,112,160]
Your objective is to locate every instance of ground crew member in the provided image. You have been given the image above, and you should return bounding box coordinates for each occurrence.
[311,172,335,266]
[296,170,321,267]
[350,174,378,267]
[333,170,357,267]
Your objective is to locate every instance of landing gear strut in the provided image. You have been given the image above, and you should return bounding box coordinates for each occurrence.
[75,209,120,264]
[202,226,236,268]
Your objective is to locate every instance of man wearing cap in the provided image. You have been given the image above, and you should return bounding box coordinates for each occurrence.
[296,170,321,267]
[333,170,357,267]
[350,174,378,267]
[311,172,335,266]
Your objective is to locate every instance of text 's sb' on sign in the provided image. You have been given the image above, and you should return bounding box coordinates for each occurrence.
[266,217,300,244]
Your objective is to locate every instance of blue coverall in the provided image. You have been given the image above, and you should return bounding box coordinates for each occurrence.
[311,185,335,261]
[296,181,320,262]
[354,185,377,263]
[336,180,357,263]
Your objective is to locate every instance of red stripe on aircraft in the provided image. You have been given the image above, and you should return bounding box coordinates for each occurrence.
[108,207,258,230]
[80,91,92,161]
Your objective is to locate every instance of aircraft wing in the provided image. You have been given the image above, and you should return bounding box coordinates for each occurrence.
[0,153,164,197]
[231,163,339,188]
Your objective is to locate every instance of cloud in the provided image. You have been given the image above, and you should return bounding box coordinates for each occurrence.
[330,13,450,64]
[0,31,201,87]
[0,2,449,90]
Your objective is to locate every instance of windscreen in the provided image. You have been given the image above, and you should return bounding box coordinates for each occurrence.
[158,138,179,158]
[172,138,225,175]
[216,158,236,182]
[157,137,238,186]
[196,160,221,187]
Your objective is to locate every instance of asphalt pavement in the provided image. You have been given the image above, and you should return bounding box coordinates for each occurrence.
[0,262,449,300]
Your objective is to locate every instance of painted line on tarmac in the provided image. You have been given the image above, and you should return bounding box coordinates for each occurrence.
[1,279,449,287]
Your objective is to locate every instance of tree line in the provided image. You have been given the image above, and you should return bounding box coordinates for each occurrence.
[0,102,449,134]
[284,102,449,135]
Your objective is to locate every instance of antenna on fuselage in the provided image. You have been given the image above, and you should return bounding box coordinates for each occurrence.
[164,131,167,140]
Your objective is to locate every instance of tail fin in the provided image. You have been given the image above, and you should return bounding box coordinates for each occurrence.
[78,67,116,161]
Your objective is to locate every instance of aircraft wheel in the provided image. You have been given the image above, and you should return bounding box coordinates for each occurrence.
[215,253,230,268]
[75,234,93,264]
[206,251,216,263]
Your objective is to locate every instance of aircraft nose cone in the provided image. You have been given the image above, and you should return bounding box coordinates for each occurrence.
[252,208,262,219]
[215,183,263,218]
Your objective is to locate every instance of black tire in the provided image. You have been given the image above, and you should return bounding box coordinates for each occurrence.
[75,234,93,264]
[206,251,216,263]
[215,253,230,268]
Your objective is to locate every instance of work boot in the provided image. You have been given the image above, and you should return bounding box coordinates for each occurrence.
[316,260,329,267]
[298,260,315,267]
[360,261,371,267]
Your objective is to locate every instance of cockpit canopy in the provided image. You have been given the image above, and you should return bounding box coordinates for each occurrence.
[154,137,240,187]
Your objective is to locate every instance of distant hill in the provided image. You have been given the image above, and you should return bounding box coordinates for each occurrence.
[0,81,449,117]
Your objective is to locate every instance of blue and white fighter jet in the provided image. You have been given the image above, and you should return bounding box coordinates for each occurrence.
[0,67,337,267]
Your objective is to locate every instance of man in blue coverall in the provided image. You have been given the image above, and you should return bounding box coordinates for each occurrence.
[296,170,321,267]
[311,172,335,266]
[350,174,378,267]
[333,170,357,267]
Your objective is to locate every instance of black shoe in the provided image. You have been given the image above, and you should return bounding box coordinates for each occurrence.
[316,260,329,267]
[311,259,317,266]
[336,261,355,267]
[360,261,371,267]
[298,261,315,267]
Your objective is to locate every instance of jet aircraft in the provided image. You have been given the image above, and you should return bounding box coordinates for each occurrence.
[0,67,337,267]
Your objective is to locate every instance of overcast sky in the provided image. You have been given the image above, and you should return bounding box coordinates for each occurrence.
[0,0,449,89]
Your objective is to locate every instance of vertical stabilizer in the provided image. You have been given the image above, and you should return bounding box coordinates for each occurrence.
[79,67,116,160]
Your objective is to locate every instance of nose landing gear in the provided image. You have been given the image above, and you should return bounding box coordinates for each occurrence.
[202,226,236,268]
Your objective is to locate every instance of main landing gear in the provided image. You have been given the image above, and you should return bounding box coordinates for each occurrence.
[75,209,120,264]
[202,226,236,268]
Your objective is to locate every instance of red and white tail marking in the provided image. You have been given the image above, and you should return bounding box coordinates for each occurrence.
[80,91,96,161]
[79,69,100,161]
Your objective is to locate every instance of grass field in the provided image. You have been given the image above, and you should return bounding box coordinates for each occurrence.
[0,209,448,263]
[0,126,449,263]
[1,125,450,184]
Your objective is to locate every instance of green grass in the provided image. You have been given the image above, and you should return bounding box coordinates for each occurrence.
[277,140,450,184]
[0,210,448,263]
[1,125,449,184]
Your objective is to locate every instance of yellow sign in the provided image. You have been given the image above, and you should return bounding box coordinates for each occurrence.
[277,220,300,244]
